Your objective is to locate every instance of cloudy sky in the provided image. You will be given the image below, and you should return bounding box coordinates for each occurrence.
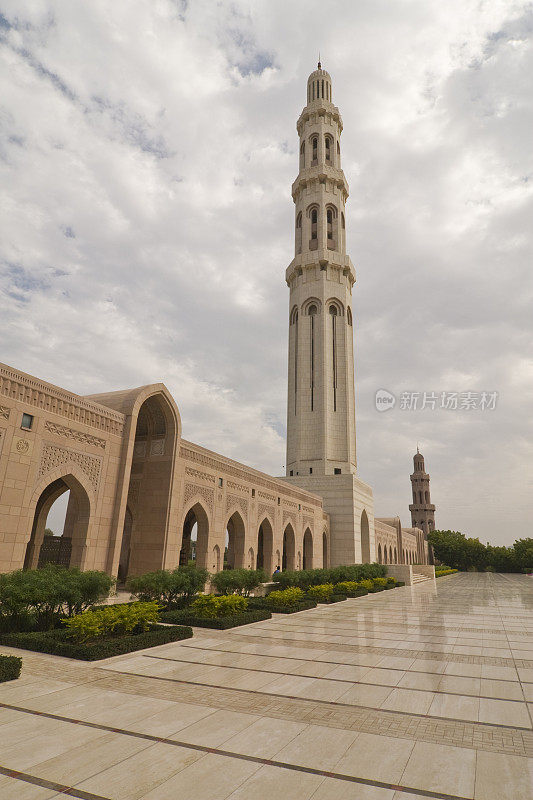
[1,0,532,545]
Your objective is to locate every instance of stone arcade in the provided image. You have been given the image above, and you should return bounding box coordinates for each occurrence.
[0,64,431,578]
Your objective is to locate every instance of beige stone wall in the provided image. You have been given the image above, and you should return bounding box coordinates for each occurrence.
[0,362,329,578]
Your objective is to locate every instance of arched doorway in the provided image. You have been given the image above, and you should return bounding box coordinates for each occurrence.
[322,531,328,567]
[361,509,370,563]
[303,528,313,570]
[117,507,133,583]
[257,518,274,575]
[225,511,246,569]
[247,547,254,569]
[282,524,296,571]
[377,543,382,564]
[212,544,221,572]
[180,502,209,569]
[24,474,91,570]
[123,392,178,577]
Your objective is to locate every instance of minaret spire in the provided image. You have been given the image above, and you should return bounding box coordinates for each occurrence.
[285,65,356,478]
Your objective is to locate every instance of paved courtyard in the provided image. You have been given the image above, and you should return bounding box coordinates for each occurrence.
[1,572,533,800]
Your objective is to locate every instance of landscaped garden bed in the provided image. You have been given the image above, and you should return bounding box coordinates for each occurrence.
[0,653,22,681]
[0,624,192,660]
[159,609,271,629]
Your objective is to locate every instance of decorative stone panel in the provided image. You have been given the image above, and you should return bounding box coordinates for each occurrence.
[133,441,147,458]
[44,420,106,449]
[39,443,101,492]
[185,467,216,484]
[226,493,248,517]
[257,502,275,522]
[150,438,165,456]
[227,480,248,494]
[303,516,314,532]
[0,405,10,420]
[184,482,214,514]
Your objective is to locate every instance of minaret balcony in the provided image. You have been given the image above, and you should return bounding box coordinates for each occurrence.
[286,252,355,286]
[297,105,343,135]
[292,167,349,202]
[409,504,435,513]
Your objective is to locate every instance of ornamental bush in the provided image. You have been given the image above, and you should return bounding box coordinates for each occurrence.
[210,569,267,596]
[372,577,388,589]
[335,581,367,597]
[266,587,305,607]
[435,568,458,578]
[62,602,161,643]
[272,563,386,590]
[306,583,335,602]
[0,654,22,682]
[127,566,208,607]
[190,594,248,619]
[0,566,114,632]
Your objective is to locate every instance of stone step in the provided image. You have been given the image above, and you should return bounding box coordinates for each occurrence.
[412,573,432,584]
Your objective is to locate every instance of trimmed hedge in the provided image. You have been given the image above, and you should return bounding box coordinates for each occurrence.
[436,569,458,577]
[272,562,386,590]
[0,654,22,682]
[0,625,192,661]
[247,597,318,614]
[159,609,272,629]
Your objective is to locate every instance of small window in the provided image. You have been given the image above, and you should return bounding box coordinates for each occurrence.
[218,477,223,487]
[21,413,33,430]
[289,470,293,476]
[334,468,341,475]
[252,488,255,497]
[277,497,281,505]
[309,467,313,474]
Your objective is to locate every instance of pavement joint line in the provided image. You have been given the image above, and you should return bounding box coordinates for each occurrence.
[178,642,532,684]
[95,667,533,733]
[142,653,529,703]
[0,764,111,800]
[219,631,533,668]
[0,705,474,800]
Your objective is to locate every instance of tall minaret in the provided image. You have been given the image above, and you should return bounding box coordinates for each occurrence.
[409,448,436,537]
[286,63,356,478]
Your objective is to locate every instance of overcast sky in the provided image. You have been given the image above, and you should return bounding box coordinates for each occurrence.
[1,1,532,545]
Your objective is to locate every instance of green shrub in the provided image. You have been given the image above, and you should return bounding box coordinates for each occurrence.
[159,609,271,629]
[358,579,374,591]
[386,577,396,587]
[372,577,388,589]
[190,594,247,619]
[0,654,22,682]
[127,566,208,607]
[62,602,161,643]
[335,581,368,597]
[266,587,305,607]
[210,569,267,596]
[435,568,458,578]
[272,563,386,590]
[0,566,114,632]
[306,583,335,602]
[0,625,192,661]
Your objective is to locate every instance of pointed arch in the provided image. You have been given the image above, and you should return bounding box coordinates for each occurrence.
[225,510,246,569]
[377,543,382,564]
[360,509,370,563]
[180,500,210,570]
[24,469,93,571]
[282,523,296,571]
[257,517,274,575]
[303,528,313,570]
[322,530,328,568]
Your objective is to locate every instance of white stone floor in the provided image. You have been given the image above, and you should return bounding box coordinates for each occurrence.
[1,572,533,799]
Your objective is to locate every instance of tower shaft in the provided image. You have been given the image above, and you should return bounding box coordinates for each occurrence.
[286,67,357,478]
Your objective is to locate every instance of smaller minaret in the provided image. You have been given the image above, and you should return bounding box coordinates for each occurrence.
[409,448,436,538]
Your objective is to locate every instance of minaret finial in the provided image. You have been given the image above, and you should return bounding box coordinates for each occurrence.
[417,443,419,454]
[318,51,321,69]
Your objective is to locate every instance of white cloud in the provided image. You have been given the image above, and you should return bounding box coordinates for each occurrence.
[1,0,532,544]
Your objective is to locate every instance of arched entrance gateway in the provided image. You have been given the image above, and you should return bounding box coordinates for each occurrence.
[120,392,178,578]
[24,472,91,570]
